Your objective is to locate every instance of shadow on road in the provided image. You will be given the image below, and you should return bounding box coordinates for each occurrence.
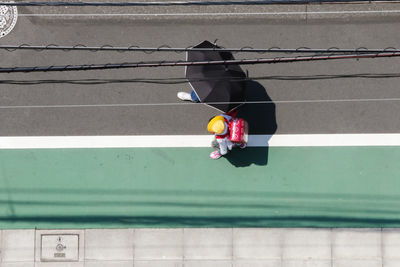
[1,187,400,228]
[225,79,277,167]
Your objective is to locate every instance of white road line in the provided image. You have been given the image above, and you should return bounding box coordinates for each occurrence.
[1,134,400,149]
[17,9,400,17]
[2,98,400,109]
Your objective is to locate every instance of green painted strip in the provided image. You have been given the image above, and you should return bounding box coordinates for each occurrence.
[0,147,399,229]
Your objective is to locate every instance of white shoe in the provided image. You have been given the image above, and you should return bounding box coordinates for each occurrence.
[177,92,193,101]
[210,150,222,159]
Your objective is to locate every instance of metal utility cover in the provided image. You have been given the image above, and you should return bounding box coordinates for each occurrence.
[41,234,79,262]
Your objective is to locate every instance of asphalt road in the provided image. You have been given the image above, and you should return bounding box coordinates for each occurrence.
[1,3,400,230]
[1,3,400,135]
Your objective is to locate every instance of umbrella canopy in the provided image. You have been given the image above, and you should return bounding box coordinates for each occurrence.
[185,40,247,112]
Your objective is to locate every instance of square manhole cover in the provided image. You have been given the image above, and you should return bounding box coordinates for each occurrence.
[41,234,79,262]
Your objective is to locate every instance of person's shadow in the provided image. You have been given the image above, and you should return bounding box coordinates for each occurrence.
[225,80,277,167]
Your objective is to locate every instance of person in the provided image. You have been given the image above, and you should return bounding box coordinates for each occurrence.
[207,114,233,159]
[177,91,200,102]
[207,113,247,160]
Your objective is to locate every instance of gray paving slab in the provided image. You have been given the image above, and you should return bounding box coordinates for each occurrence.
[184,228,232,260]
[2,263,35,267]
[1,230,35,262]
[184,260,232,267]
[282,228,331,260]
[332,228,381,260]
[332,259,382,267]
[35,263,85,267]
[133,228,183,260]
[233,260,281,267]
[85,229,133,261]
[382,228,400,260]
[233,228,282,260]
[85,260,134,267]
[133,260,183,267]
[383,259,400,267]
[282,260,331,267]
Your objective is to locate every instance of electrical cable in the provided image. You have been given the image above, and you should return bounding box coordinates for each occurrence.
[1,52,400,73]
[2,72,400,85]
[1,44,399,54]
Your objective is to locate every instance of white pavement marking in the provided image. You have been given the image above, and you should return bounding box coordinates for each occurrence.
[1,134,400,149]
[0,4,18,38]
[2,98,400,109]
[17,9,400,17]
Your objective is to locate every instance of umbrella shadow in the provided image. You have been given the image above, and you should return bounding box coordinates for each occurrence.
[225,80,277,167]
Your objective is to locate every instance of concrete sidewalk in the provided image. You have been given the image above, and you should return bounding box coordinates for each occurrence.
[1,228,399,267]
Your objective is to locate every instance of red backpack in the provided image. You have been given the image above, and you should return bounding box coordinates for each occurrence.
[229,118,248,143]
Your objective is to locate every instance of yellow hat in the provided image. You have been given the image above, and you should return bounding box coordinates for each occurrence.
[207,116,226,134]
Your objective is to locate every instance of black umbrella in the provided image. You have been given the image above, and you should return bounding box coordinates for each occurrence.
[185,40,247,113]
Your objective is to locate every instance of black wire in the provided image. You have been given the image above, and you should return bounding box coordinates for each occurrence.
[1,44,400,54]
[1,52,400,73]
[1,0,397,6]
[2,73,400,85]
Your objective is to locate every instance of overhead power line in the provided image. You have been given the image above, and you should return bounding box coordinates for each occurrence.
[1,52,400,73]
[1,44,399,54]
[1,0,397,7]
[2,72,400,85]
